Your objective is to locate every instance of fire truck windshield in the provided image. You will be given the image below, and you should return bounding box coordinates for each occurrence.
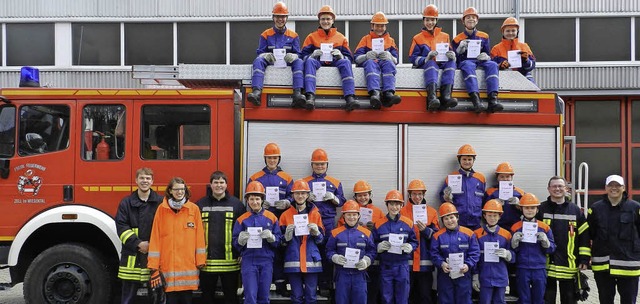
[0,105,16,157]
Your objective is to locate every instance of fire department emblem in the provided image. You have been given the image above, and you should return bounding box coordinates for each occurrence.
[18,169,43,196]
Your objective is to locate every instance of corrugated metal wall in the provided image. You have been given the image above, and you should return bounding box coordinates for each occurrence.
[535,66,640,91]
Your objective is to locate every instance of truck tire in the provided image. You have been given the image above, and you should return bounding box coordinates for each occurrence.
[23,243,113,304]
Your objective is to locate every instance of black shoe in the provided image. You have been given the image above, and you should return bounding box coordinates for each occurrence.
[486,91,504,113]
[469,92,485,113]
[382,90,401,106]
[369,90,382,109]
[247,88,261,106]
[345,95,359,112]
[292,88,306,108]
[275,283,290,297]
[304,93,315,110]
[439,84,458,110]
[426,83,440,111]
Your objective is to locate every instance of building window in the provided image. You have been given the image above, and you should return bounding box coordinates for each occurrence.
[81,105,125,160]
[575,100,621,143]
[141,105,210,160]
[633,100,640,143]
[18,105,70,156]
[576,147,621,191]
[6,23,55,66]
[178,22,226,64]
[72,23,120,66]
[525,18,575,62]
[633,147,640,191]
[230,21,272,64]
[580,18,630,61]
[125,23,173,65]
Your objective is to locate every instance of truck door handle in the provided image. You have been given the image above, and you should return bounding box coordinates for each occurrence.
[63,185,73,202]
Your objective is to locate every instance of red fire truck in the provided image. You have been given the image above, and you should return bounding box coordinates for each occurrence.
[0,65,564,303]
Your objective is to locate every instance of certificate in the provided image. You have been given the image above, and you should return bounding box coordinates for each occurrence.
[359,207,373,225]
[388,233,404,255]
[412,204,428,225]
[273,48,287,68]
[435,43,449,62]
[448,252,465,279]
[498,181,514,200]
[483,241,500,263]
[522,221,538,243]
[320,43,334,61]
[507,50,522,68]
[344,247,360,269]
[372,38,384,53]
[247,227,263,249]
[265,186,279,206]
[448,174,463,194]
[293,214,310,236]
[466,40,482,59]
[312,182,326,202]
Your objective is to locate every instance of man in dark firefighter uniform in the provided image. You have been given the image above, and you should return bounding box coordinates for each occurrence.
[537,176,590,304]
[588,174,640,304]
[196,171,245,304]
[116,167,164,304]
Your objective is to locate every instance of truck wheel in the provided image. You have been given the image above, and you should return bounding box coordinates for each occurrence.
[23,243,113,304]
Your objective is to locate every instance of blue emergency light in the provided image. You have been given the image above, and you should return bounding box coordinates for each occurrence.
[19,66,40,87]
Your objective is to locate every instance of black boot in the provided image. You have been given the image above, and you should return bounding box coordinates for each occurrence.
[345,95,359,112]
[382,90,401,107]
[291,88,306,108]
[426,83,440,111]
[247,88,261,106]
[439,84,458,110]
[469,92,485,113]
[369,90,382,109]
[305,93,315,110]
[486,91,504,113]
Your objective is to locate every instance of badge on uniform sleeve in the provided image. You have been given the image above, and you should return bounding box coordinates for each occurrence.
[187,222,195,228]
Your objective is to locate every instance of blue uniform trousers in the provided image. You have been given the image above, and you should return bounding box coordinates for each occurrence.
[252,57,303,89]
[516,268,546,304]
[362,59,397,92]
[437,271,472,304]
[422,60,456,86]
[335,271,367,304]
[459,60,499,93]
[304,58,355,96]
[241,261,273,304]
[288,272,319,304]
[380,263,410,304]
[479,286,506,304]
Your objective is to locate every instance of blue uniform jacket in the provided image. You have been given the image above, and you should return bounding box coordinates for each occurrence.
[303,172,346,220]
[473,225,515,288]
[373,214,418,265]
[248,166,293,217]
[232,208,281,263]
[279,203,325,273]
[451,28,492,66]
[256,26,301,56]
[431,226,480,271]
[510,219,556,270]
[440,168,487,229]
[326,224,376,274]
[484,185,525,229]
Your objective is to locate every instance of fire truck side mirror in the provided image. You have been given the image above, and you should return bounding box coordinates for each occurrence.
[0,159,9,179]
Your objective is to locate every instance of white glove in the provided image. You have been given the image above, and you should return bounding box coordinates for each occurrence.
[332,254,347,266]
[477,52,490,62]
[366,50,378,60]
[456,40,469,54]
[446,50,456,61]
[284,224,295,242]
[262,201,272,210]
[378,51,394,62]
[472,274,480,291]
[354,55,367,65]
[284,53,298,63]
[323,192,339,205]
[238,231,250,246]
[401,243,413,254]
[275,200,291,210]
[260,229,276,243]
[308,223,320,236]
[259,52,276,63]
[331,49,344,60]
[443,187,453,202]
[311,49,323,59]
[536,231,550,248]
[511,231,523,249]
[507,197,520,205]
[494,248,512,261]
[377,240,391,253]
[426,50,438,61]
[309,193,317,202]
[355,256,371,271]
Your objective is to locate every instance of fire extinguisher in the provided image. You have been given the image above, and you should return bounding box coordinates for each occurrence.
[95,132,110,160]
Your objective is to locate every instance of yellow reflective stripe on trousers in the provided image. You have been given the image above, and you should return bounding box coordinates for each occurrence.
[610,269,640,276]
[226,212,233,260]
[566,231,576,269]
[118,266,151,281]
[578,246,591,256]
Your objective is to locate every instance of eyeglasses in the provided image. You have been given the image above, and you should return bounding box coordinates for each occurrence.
[549,185,565,189]
[171,188,186,192]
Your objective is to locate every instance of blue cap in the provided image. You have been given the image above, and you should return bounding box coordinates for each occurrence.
[19,66,40,87]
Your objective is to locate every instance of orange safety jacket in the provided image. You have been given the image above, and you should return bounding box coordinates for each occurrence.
[148,199,206,292]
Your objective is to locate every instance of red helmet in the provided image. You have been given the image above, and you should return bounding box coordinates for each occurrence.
[245,181,266,197]
[457,144,477,157]
[291,179,310,192]
[317,5,336,20]
[495,162,514,175]
[519,193,540,207]
[439,202,458,218]
[353,180,372,193]
[371,12,389,25]
[501,17,519,31]
[482,199,504,214]
[341,200,360,213]
[462,7,479,21]
[311,148,329,163]
[384,190,404,203]
[423,5,438,18]
[407,179,427,192]
[263,143,281,157]
[272,2,289,16]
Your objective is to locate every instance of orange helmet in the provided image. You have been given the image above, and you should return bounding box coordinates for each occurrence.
[272,2,289,16]
[423,4,438,18]
[291,179,310,192]
[371,12,389,24]
[495,162,515,175]
[384,190,404,203]
[341,200,360,213]
[407,179,427,192]
[317,5,336,20]
[245,181,266,197]
[462,7,479,21]
[353,180,372,193]
[501,17,519,30]
[263,142,281,157]
[439,202,458,218]
[457,144,477,157]
[311,148,329,163]
[482,199,504,214]
[519,193,540,207]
